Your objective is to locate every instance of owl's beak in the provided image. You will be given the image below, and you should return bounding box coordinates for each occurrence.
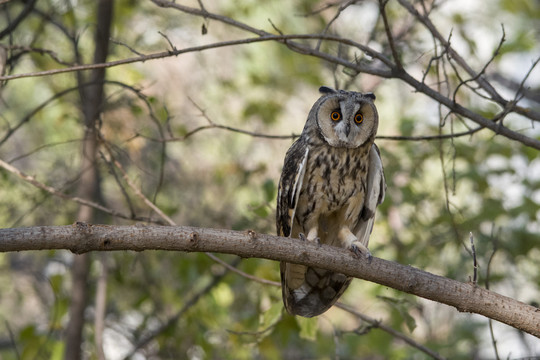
[345,122,351,137]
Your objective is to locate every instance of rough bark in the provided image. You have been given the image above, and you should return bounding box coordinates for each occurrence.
[1,224,538,338]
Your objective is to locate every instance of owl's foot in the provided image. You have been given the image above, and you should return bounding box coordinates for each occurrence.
[350,241,372,263]
[298,232,321,247]
[338,227,372,262]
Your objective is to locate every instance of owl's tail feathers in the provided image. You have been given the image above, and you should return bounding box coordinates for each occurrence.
[280,262,352,317]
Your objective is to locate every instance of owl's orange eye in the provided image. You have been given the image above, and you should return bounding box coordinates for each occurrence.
[354,113,363,124]
[331,111,341,121]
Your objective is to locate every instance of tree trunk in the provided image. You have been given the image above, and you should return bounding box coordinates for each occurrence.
[63,1,114,359]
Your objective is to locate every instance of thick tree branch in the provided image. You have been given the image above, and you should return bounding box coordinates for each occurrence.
[0,224,538,338]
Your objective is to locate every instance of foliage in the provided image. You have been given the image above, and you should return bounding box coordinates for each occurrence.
[0,0,539,359]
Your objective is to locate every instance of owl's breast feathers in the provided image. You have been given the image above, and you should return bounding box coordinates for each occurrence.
[296,142,371,228]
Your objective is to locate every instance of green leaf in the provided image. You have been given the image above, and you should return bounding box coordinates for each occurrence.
[262,179,277,202]
[50,341,65,360]
[379,296,417,333]
[259,302,283,333]
[297,316,318,341]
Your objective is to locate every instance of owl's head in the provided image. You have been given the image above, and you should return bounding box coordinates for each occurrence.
[311,86,378,149]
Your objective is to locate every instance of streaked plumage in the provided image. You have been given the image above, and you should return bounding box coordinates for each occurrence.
[277,86,386,317]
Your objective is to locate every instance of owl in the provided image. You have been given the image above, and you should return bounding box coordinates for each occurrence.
[276,86,386,317]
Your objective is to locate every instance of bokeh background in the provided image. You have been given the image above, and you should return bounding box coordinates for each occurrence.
[0,0,539,359]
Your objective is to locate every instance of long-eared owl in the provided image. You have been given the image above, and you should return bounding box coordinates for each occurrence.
[276,86,386,317]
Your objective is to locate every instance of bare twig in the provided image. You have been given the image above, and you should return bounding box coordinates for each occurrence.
[0,158,162,223]
[396,0,540,122]
[99,150,138,218]
[335,303,447,360]
[486,226,501,360]
[316,0,360,51]
[4,320,20,360]
[469,232,478,285]
[2,3,539,148]
[512,56,540,104]
[0,33,392,82]
[298,1,342,17]
[3,44,73,66]
[102,143,175,226]
[94,254,108,360]
[0,85,80,146]
[158,31,177,51]
[452,25,506,103]
[122,257,240,359]
[8,139,81,163]
[110,38,145,56]
[150,0,540,148]
[379,0,402,70]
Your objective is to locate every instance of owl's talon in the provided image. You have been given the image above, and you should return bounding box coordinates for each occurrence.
[315,237,321,247]
[298,233,307,242]
[350,243,372,262]
[350,244,361,258]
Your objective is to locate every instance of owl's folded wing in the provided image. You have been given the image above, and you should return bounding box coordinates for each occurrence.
[276,139,309,237]
[355,143,386,246]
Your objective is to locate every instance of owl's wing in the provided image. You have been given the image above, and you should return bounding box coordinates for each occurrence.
[276,139,309,237]
[355,143,386,246]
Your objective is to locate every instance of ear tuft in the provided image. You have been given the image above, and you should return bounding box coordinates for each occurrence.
[364,92,376,100]
[319,86,336,94]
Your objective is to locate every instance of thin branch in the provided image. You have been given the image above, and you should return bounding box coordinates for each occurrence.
[4,320,20,360]
[0,0,37,40]
[205,251,280,287]
[8,139,81,163]
[157,31,177,51]
[122,257,240,359]
[452,25,506,103]
[137,123,300,142]
[101,142,175,226]
[150,0,540,148]
[1,22,537,148]
[0,85,80,146]
[298,1,343,17]
[0,33,391,82]
[376,125,484,141]
[316,0,360,51]
[1,224,539,338]
[490,70,540,105]
[486,226,501,360]
[512,56,540,104]
[469,233,478,285]
[2,2,539,150]
[379,0,402,70]
[99,150,138,218]
[396,0,503,102]
[0,158,162,223]
[396,0,540,122]
[110,38,145,56]
[94,254,108,360]
[335,303,446,360]
[398,69,540,149]
[3,44,73,66]
[101,138,278,290]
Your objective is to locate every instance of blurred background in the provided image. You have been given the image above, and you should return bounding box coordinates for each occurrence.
[0,0,539,359]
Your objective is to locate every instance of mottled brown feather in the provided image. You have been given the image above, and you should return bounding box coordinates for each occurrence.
[276,87,385,317]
